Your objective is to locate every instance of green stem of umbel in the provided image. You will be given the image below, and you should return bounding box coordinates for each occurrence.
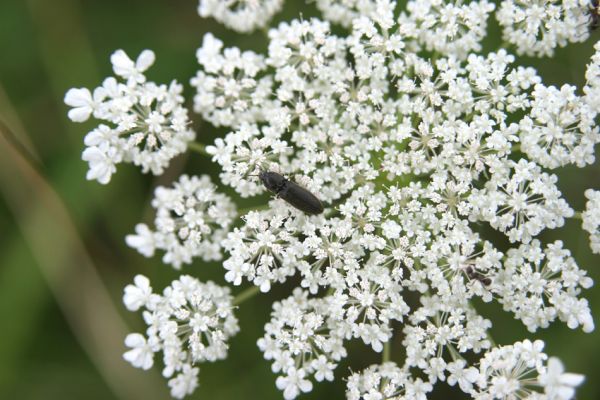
[383,340,391,363]
[233,285,261,306]
[188,141,210,156]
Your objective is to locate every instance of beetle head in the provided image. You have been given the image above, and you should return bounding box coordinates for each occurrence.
[259,170,287,193]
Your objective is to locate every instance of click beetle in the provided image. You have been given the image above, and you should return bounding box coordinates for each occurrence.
[259,170,324,215]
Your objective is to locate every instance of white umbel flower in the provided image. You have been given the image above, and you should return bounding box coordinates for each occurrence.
[126,175,237,268]
[123,274,159,311]
[582,189,600,254]
[191,33,272,128]
[399,0,496,59]
[315,0,389,28]
[123,332,155,370]
[122,275,239,398]
[186,18,597,398]
[403,295,492,374]
[64,49,195,184]
[540,357,585,400]
[520,83,600,169]
[468,159,573,243]
[474,340,583,399]
[60,1,600,397]
[497,240,594,332]
[346,362,433,400]
[111,49,155,85]
[198,0,283,32]
[496,1,590,57]
[223,203,311,291]
[167,365,199,399]
[584,39,600,111]
[257,289,347,399]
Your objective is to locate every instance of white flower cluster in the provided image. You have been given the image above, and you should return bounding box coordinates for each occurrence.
[63,0,600,398]
[191,33,272,128]
[315,0,386,28]
[347,340,584,400]
[403,295,492,372]
[585,40,600,129]
[126,174,237,268]
[258,289,346,400]
[520,84,600,168]
[473,340,584,400]
[122,275,239,398]
[222,203,305,292]
[197,0,284,33]
[468,159,574,243]
[496,0,591,57]
[346,362,433,400]
[398,0,496,59]
[187,4,597,397]
[64,50,195,184]
[498,240,594,332]
[583,189,600,254]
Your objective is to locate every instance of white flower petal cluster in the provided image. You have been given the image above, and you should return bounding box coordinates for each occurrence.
[200,18,376,201]
[473,340,584,400]
[346,362,433,400]
[60,0,600,397]
[223,202,309,291]
[585,39,600,124]
[468,159,573,243]
[314,0,380,27]
[64,49,195,184]
[191,33,272,128]
[206,124,292,197]
[257,289,347,400]
[495,0,591,57]
[126,175,237,268]
[403,295,492,377]
[347,340,584,400]
[520,83,600,168]
[333,265,410,352]
[582,189,600,254]
[198,0,283,32]
[122,275,239,399]
[496,240,594,332]
[188,13,598,397]
[540,357,586,400]
[399,0,496,59]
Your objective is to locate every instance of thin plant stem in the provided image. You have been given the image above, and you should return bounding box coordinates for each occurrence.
[233,285,261,306]
[383,340,391,363]
[188,141,210,156]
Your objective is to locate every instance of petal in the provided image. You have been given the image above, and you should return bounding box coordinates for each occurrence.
[298,379,313,393]
[133,274,151,290]
[124,332,145,347]
[64,87,92,107]
[560,373,585,386]
[111,49,135,77]
[67,107,92,123]
[136,49,155,71]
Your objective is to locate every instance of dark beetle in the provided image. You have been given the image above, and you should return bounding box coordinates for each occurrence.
[259,171,324,215]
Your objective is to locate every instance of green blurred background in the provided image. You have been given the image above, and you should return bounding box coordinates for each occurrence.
[0,1,599,399]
